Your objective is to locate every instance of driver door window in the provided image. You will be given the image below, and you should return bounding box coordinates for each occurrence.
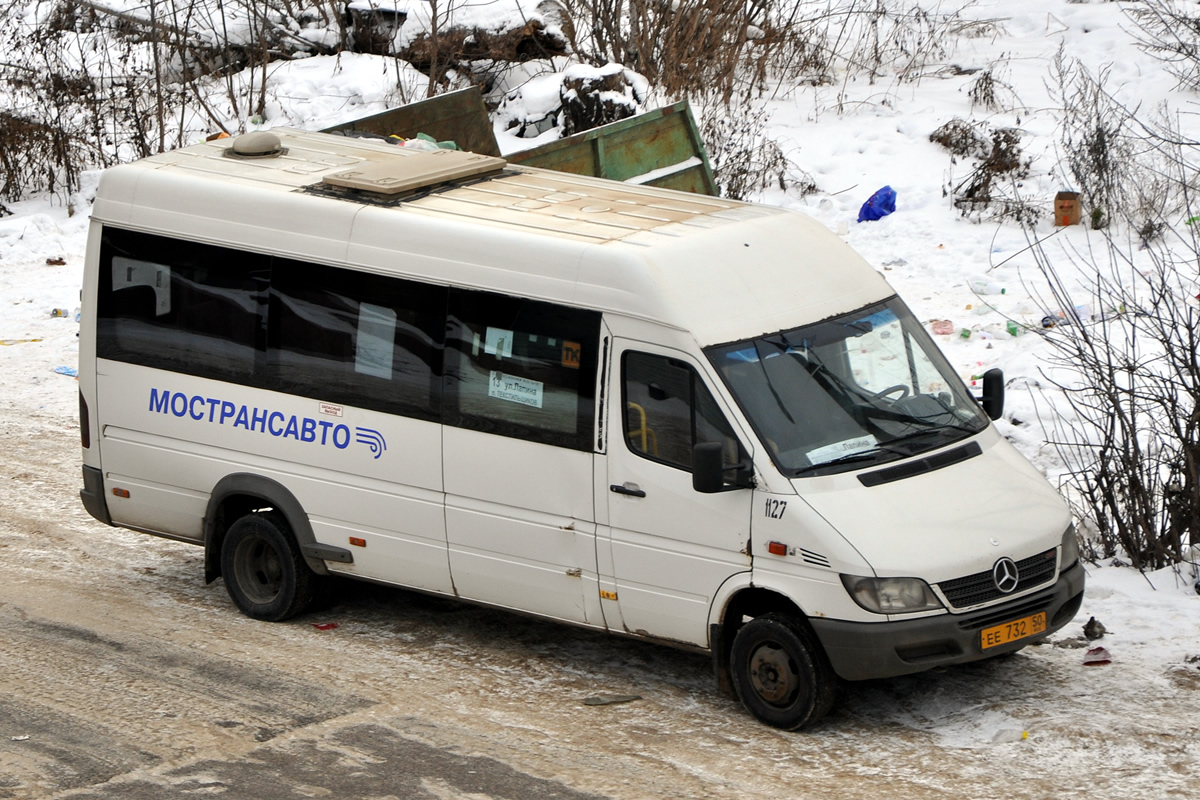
[622,351,739,473]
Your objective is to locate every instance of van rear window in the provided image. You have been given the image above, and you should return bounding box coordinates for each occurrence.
[97,229,264,383]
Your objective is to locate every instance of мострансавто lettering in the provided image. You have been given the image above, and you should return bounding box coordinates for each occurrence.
[148,388,387,459]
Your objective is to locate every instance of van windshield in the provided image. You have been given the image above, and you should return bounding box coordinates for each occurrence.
[706,297,989,478]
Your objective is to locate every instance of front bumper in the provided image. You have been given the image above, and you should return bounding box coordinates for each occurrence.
[810,559,1086,681]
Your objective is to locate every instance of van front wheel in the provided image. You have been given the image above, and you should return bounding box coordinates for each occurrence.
[221,512,314,622]
[730,613,834,730]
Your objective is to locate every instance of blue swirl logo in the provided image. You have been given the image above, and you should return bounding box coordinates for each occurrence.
[355,427,388,459]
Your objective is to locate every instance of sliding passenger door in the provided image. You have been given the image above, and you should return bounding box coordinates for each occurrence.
[442,290,604,626]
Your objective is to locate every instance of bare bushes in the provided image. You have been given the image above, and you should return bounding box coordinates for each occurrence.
[1051,54,1135,230]
[1030,234,1200,569]
[1125,0,1200,91]
[566,0,757,101]
[1023,110,1200,570]
[1049,51,1191,233]
[931,119,1036,224]
[0,0,386,200]
[699,93,815,200]
[564,1,971,108]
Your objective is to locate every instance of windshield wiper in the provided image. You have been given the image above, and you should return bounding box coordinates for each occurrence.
[792,446,905,476]
[884,425,979,449]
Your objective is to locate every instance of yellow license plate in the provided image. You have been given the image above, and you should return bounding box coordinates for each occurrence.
[981,612,1047,650]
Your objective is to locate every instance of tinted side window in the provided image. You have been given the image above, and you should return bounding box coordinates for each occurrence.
[96,228,265,383]
[269,259,446,420]
[623,352,738,471]
[444,290,600,451]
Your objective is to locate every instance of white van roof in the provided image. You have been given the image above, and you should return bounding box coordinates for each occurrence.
[91,128,892,346]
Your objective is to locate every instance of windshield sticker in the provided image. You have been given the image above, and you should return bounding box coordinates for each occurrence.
[807,435,878,465]
[488,371,544,408]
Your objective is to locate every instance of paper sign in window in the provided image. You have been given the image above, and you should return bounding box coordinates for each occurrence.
[355,302,396,379]
[485,327,513,358]
[561,340,582,368]
[112,256,171,315]
[489,371,544,408]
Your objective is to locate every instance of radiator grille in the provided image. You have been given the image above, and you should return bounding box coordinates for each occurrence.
[937,548,1057,609]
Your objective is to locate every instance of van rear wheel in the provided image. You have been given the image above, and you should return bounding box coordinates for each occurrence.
[221,511,315,622]
[730,612,835,730]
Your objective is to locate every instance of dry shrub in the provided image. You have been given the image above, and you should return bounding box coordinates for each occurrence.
[930,117,989,159]
[700,93,814,201]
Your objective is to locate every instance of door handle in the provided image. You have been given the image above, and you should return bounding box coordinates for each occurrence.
[610,483,646,498]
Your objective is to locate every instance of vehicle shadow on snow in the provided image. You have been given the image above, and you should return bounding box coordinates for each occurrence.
[278,576,1063,738]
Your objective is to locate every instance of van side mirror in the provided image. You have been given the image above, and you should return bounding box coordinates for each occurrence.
[981,368,1004,420]
[693,442,752,493]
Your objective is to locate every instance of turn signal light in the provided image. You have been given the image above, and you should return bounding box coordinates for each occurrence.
[112,488,130,498]
[349,537,366,547]
[767,541,787,556]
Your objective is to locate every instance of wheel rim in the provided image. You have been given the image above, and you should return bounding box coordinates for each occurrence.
[233,534,284,605]
[748,641,799,707]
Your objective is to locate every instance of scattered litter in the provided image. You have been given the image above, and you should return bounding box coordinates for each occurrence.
[582,694,642,706]
[1083,616,1107,640]
[1083,646,1112,666]
[311,622,339,631]
[857,185,896,222]
[1,338,43,346]
[45,257,66,266]
[990,729,1028,744]
[11,735,30,741]
[50,308,71,318]
[1052,636,1090,649]
[969,277,1005,295]
[393,132,460,151]
[53,366,78,377]
[930,320,955,335]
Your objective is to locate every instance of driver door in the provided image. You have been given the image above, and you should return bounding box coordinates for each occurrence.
[600,340,753,646]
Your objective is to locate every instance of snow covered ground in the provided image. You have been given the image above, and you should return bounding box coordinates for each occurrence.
[2,0,1200,794]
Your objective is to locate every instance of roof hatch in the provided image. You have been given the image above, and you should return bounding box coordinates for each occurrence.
[322,149,506,195]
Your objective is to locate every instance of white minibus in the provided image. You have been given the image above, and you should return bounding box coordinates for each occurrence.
[78,129,1084,729]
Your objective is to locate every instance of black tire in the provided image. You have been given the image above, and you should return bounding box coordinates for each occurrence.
[221,511,315,622]
[730,612,836,731]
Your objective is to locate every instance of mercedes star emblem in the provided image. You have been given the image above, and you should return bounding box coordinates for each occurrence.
[993,557,1020,594]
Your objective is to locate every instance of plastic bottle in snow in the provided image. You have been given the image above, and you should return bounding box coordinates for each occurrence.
[969,277,1006,295]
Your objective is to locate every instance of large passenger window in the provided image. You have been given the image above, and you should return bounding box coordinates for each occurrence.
[623,352,739,471]
[444,290,600,451]
[269,260,446,420]
[96,228,265,382]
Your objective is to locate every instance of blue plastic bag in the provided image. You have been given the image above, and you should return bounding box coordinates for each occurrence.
[857,185,897,222]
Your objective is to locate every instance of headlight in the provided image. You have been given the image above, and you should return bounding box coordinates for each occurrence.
[1061,524,1080,571]
[840,575,943,614]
